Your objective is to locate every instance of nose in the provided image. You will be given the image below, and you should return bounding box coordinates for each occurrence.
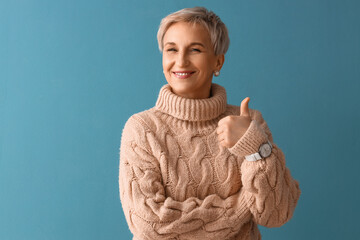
[176,50,189,67]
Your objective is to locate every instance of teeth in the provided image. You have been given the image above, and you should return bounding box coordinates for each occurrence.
[175,72,192,76]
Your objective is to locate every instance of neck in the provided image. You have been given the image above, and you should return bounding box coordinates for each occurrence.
[170,83,212,99]
[154,83,227,122]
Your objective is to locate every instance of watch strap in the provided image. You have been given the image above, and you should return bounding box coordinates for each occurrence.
[245,152,262,161]
[244,140,272,162]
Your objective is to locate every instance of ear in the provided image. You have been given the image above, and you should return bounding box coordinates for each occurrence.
[215,54,225,71]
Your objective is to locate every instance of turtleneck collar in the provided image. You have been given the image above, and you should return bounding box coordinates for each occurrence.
[154,83,227,122]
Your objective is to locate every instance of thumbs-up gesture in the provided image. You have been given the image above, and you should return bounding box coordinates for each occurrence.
[216,97,252,148]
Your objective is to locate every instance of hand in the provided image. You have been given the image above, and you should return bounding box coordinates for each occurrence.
[216,97,252,148]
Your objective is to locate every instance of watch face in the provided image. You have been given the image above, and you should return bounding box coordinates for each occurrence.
[259,143,272,158]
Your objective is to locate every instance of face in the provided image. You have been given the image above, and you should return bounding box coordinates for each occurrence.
[162,21,224,99]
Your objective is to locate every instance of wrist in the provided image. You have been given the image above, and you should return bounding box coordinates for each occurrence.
[244,140,272,161]
[228,120,268,158]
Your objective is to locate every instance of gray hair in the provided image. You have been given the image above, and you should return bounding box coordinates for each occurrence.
[157,7,230,55]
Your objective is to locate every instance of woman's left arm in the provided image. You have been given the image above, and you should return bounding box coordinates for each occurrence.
[228,109,301,228]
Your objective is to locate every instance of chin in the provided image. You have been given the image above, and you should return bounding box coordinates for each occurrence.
[169,81,195,92]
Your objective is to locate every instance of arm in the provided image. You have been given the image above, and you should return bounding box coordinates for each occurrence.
[119,116,252,240]
[228,109,301,227]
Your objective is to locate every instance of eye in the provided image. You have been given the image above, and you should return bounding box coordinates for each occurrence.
[191,48,201,52]
[166,48,177,52]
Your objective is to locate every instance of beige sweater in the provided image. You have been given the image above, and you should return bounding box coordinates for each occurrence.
[119,83,301,240]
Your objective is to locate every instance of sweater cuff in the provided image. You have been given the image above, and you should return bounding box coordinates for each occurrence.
[228,119,269,158]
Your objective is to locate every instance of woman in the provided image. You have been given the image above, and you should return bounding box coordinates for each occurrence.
[119,7,301,240]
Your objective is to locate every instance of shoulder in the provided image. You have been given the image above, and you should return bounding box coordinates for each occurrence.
[120,109,165,162]
[121,108,162,142]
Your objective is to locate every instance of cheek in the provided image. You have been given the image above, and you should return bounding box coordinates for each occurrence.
[162,58,172,81]
[194,54,214,67]
[162,55,172,71]
[196,58,214,74]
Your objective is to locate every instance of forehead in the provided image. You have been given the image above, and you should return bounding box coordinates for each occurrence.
[163,21,212,46]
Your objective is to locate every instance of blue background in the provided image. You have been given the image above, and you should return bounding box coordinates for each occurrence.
[1,0,359,239]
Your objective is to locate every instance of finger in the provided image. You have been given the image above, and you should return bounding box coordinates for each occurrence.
[217,133,225,143]
[217,116,228,127]
[217,132,223,141]
[240,97,250,117]
[219,139,228,148]
[219,138,226,147]
[216,126,224,135]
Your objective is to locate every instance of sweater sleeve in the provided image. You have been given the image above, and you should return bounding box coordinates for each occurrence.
[119,116,252,240]
[228,109,301,227]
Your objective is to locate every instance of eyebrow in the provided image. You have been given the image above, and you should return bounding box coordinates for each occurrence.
[164,42,206,48]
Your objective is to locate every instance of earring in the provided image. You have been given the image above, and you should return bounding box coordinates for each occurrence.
[214,71,220,77]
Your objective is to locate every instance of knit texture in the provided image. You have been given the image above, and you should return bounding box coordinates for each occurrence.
[119,83,301,240]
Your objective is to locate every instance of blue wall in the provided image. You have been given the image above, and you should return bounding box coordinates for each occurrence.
[1,0,359,239]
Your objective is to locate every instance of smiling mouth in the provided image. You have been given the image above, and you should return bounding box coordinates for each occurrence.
[173,71,195,79]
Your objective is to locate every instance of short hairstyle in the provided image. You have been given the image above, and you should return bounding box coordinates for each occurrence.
[157,7,230,56]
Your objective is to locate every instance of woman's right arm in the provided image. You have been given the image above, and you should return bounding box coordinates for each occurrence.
[119,116,252,240]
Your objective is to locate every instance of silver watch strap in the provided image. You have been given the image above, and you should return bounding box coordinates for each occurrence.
[245,152,262,161]
[245,140,272,162]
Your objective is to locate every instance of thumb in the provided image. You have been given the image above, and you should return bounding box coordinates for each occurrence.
[240,97,250,117]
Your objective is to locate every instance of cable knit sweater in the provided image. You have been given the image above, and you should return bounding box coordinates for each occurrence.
[119,83,301,240]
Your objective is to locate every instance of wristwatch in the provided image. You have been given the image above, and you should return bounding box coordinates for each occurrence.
[245,140,273,161]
